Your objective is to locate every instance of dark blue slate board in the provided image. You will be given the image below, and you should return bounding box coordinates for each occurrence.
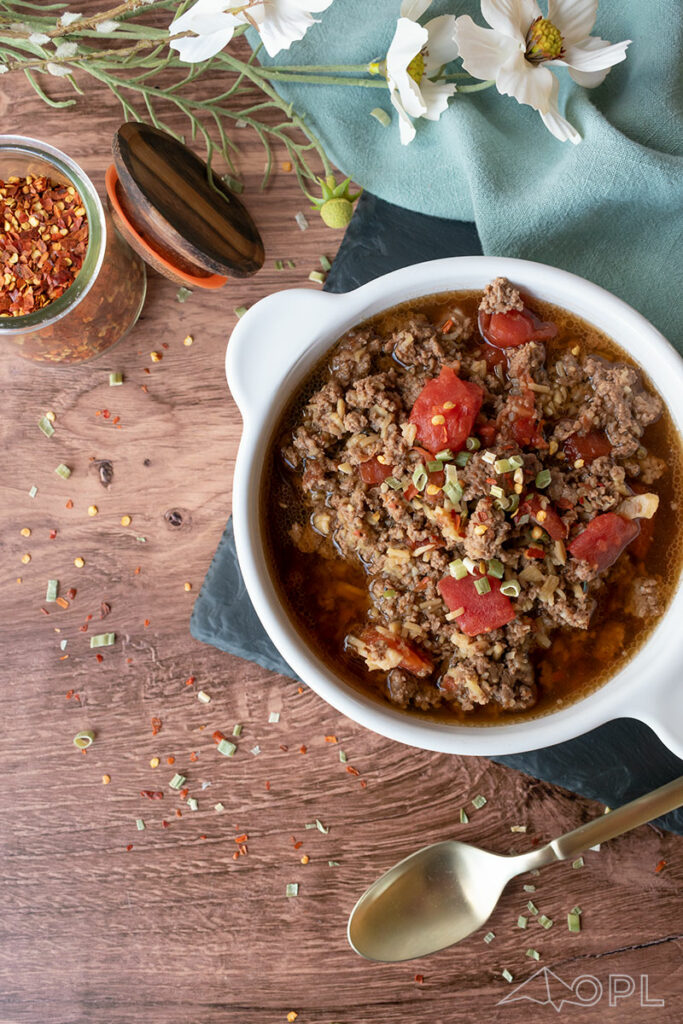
[191,192,682,833]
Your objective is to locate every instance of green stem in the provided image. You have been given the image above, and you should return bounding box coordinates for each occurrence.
[251,68,387,88]
[261,63,379,73]
[457,79,496,93]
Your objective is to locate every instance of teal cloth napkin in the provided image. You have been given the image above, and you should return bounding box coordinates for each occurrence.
[251,0,682,344]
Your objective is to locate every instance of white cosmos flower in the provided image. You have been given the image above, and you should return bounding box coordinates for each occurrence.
[454,0,631,143]
[170,0,334,62]
[386,0,459,146]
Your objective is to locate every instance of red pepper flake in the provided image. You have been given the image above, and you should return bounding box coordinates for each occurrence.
[140,790,164,800]
[95,653,104,662]
[162,342,169,350]
[143,619,150,628]
[166,756,175,765]
[141,384,149,393]
[66,588,77,600]
[134,566,141,575]
[126,844,133,852]
[100,602,111,619]
[293,841,303,850]
[324,735,338,743]
[346,765,360,776]
[212,731,225,743]
[655,859,667,873]
[102,409,110,419]
[175,809,182,818]
[179,788,188,800]
[56,597,69,609]
[526,547,545,559]
[189,751,198,762]
[240,844,248,855]
[95,410,101,417]
[232,851,240,861]
[49,529,57,540]
[299,745,307,754]
[162,820,170,828]
[200,835,207,840]
[112,416,120,425]
[279,744,289,752]
[415,974,424,984]
[84,614,92,622]
[65,500,73,509]
[185,675,195,687]
[297,686,304,694]
[65,689,74,700]
[235,833,248,843]
[151,716,162,736]
[40,607,50,616]
[59,654,69,661]
[144,367,151,375]
[360,779,368,788]
[441,318,454,334]
[265,780,271,791]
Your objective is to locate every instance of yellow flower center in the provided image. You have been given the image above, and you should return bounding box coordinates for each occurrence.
[525,17,563,63]
[407,52,425,84]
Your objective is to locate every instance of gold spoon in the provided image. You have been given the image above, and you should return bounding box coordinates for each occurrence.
[348,776,683,962]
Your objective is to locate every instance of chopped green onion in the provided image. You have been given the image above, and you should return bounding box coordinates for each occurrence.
[535,469,551,489]
[176,286,192,303]
[449,559,468,580]
[315,818,329,834]
[494,458,512,474]
[517,513,530,526]
[481,450,496,464]
[506,492,520,513]
[475,577,491,596]
[454,451,471,467]
[412,464,428,491]
[539,915,554,930]
[526,948,541,961]
[339,750,348,763]
[472,794,487,809]
[60,639,68,651]
[90,633,115,648]
[443,482,463,505]
[382,589,397,599]
[427,460,443,473]
[466,436,481,451]
[572,857,584,869]
[385,476,402,490]
[463,556,478,575]
[493,496,510,512]
[523,884,536,893]
[217,739,237,757]
[29,485,38,498]
[46,579,59,602]
[319,255,332,272]
[234,305,248,318]
[510,825,527,833]
[567,912,581,933]
[169,773,186,790]
[370,106,392,126]
[214,802,225,813]
[308,270,325,284]
[527,900,539,915]
[305,823,317,830]
[268,711,280,723]
[483,931,495,944]
[295,211,309,231]
[487,559,504,579]
[232,723,242,737]
[490,484,505,500]
[287,259,296,269]
[517,915,528,929]
[250,745,261,755]
[38,416,55,438]
[501,969,514,983]
[136,818,145,830]
[274,259,284,270]
[285,883,299,897]
[73,730,95,749]
[197,690,211,704]
[328,861,340,867]
[508,455,524,469]
[55,463,71,479]
[459,808,469,824]
[187,797,198,811]
[501,579,521,598]
[136,536,147,543]
[109,372,123,386]
[436,449,454,461]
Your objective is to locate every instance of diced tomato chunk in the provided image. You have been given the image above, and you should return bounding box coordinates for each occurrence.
[410,366,483,453]
[481,344,507,373]
[512,416,545,448]
[359,456,394,485]
[563,432,612,465]
[438,574,515,637]
[525,547,546,559]
[521,493,567,540]
[479,307,558,349]
[568,512,640,573]
[359,628,433,677]
[477,420,498,445]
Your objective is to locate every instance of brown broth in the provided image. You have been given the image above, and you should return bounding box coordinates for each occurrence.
[262,290,683,725]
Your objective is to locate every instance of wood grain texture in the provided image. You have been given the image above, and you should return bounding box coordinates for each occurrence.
[1,18,681,1024]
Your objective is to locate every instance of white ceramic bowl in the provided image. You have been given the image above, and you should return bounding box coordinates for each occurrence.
[227,256,683,758]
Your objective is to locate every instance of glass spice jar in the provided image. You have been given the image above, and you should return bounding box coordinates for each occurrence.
[0,136,146,364]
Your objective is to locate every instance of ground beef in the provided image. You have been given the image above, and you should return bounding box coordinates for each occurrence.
[276,277,672,716]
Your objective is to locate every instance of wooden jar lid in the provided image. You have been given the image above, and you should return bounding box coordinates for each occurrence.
[110,123,264,283]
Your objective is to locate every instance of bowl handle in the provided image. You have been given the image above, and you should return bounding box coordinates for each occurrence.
[226,288,341,420]
[627,674,683,760]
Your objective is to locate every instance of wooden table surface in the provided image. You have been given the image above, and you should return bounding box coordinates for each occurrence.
[1,31,681,1024]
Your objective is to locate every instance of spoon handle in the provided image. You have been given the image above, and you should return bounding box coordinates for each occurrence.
[543,775,683,863]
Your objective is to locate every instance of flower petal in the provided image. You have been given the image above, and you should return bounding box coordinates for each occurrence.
[496,49,555,112]
[481,0,540,42]
[454,15,519,81]
[419,78,456,120]
[557,36,631,72]
[423,15,459,72]
[255,0,333,57]
[170,0,227,34]
[540,77,581,143]
[386,17,430,117]
[547,0,597,46]
[390,88,417,145]
[400,0,432,19]
[170,26,235,62]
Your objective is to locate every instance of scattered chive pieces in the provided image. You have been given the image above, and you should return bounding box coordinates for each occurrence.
[523,884,536,893]
[502,969,514,983]
[501,579,521,598]
[234,305,248,318]
[510,825,527,833]
[572,856,585,869]
[483,931,495,944]
[449,559,468,580]
[136,536,146,543]
[136,819,145,830]
[487,558,505,579]
[472,794,487,810]
[90,632,115,648]
[169,774,186,790]
[214,803,225,813]
[197,691,212,704]
[304,823,316,830]
[508,455,524,469]
[295,211,309,231]
[481,450,496,464]
[308,270,325,284]
[55,463,71,479]
[274,259,284,270]
[38,416,55,438]
[527,900,539,915]
[535,469,551,489]
[232,723,242,737]
[539,915,554,930]
[474,577,491,595]
[29,485,37,498]
[454,451,471,467]
[109,372,123,386]
[466,436,481,451]
[46,579,59,602]
[319,255,332,272]
[494,458,512,474]
[489,484,505,500]
[268,711,280,723]
[463,556,477,575]
[459,807,469,824]
[328,860,340,867]
[286,259,296,269]
[217,739,236,757]
[385,476,402,490]
[370,106,392,126]
[250,745,261,755]
[382,589,397,599]
[517,915,528,929]
[426,460,443,473]
[315,818,329,834]
[339,750,348,763]
[571,904,582,916]
[60,639,68,651]
[285,883,299,897]
[526,948,541,961]
[176,286,192,303]
[73,730,95,749]
[412,464,428,491]
[567,912,581,933]
[436,448,454,461]
[187,797,198,811]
